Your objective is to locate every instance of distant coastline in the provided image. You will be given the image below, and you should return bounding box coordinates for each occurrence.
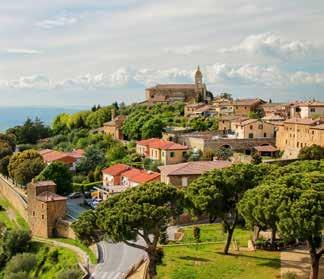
[0,106,84,131]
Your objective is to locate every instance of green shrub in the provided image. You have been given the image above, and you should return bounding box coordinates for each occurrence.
[282,272,297,279]
[57,268,82,279]
[4,253,36,275]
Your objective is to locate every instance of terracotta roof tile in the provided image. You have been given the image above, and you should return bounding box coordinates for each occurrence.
[159,160,232,176]
[34,180,56,187]
[233,98,264,106]
[254,145,278,152]
[137,138,188,150]
[36,191,67,202]
[102,164,131,176]
[284,118,320,125]
[122,169,160,183]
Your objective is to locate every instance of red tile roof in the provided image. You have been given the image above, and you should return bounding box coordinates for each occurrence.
[121,169,160,184]
[284,118,320,125]
[233,98,264,106]
[34,180,56,187]
[137,138,188,150]
[36,191,67,202]
[159,160,232,176]
[254,145,278,152]
[102,164,131,176]
[103,115,126,127]
[39,149,84,163]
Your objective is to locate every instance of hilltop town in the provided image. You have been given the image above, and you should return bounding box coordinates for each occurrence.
[0,66,323,279]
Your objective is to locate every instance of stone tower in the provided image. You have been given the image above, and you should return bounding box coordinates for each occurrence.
[195,66,206,101]
[195,65,203,86]
[27,180,67,238]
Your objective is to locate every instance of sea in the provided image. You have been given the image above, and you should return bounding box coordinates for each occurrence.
[0,106,83,132]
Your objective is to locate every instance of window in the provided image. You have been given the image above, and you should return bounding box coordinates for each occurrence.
[182,151,187,157]
[41,214,44,220]
[258,124,263,129]
[285,140,288,144]
[297,142,299,147]
[310,108,315,112]
[250,125,253,130]
[170,152,175,158]
[248,133,253,139]
[32,211,35,216]
[264,133,267,137]
[182,177,188,187]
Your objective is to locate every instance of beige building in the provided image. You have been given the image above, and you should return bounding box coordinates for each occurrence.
[260,103,289,118]
[233,98,265,116]
[290,101,324,119]
[103,114,126,140]
[159,160,232,187]
[213,98,235,116]
[218,116,248,134]
[231,119,275,139]
[27,180,67,238]
[136,138,188,165]
[276,118,324,157]
[145,66,207,104]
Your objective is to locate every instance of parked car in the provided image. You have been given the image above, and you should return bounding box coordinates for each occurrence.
[68,192,82,199]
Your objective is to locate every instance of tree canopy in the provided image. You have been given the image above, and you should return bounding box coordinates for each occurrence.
[72,182,184,277]
[8,150,45,185]
[187,163,272,254]
[298,144,324,160]
[6,118,50,145]
[36,162,73,195]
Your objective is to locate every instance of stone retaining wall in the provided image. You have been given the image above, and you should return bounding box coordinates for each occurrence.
[0,175,28,221]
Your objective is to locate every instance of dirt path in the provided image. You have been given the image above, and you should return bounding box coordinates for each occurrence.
[281,248,324,278]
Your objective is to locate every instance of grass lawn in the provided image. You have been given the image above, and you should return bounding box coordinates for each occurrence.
[29,242,80,279]
[54,237,97,264]
[157,224,280,279]
[0,197,29,230]
[0,198,17,229]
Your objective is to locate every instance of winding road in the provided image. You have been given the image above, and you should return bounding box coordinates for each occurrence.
[67,198,146,279]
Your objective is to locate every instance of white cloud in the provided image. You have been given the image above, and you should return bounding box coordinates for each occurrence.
[35,14,79,29]
[219,33,318,60]
[0,75,50,89]
[163,45,205,56]
[1,64,324,91]
[6,48,42,55]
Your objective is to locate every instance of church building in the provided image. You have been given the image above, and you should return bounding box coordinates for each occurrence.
[145,66,207,104]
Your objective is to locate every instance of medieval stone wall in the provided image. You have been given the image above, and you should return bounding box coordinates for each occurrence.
[0,176,28,221]
[177,135,275,153]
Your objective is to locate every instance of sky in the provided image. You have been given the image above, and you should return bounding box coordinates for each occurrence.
[0,0,324,107]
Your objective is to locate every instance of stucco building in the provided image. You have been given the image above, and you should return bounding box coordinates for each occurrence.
[98,164,160,199]
[145,66,207,104]
[39,149,84,171]
[233,98,265,116]
[276,117,324,158]
[231,119,275,139]
[159,160,232,187]
[103,114,126,140]
[290,101,324,119]
[27,180,67,238]
[136,138,188,165]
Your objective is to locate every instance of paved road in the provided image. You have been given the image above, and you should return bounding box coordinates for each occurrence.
[91,241,146,279]
[66,198,146,279]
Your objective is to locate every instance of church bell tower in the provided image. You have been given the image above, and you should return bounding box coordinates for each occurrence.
[195,65,205,101]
